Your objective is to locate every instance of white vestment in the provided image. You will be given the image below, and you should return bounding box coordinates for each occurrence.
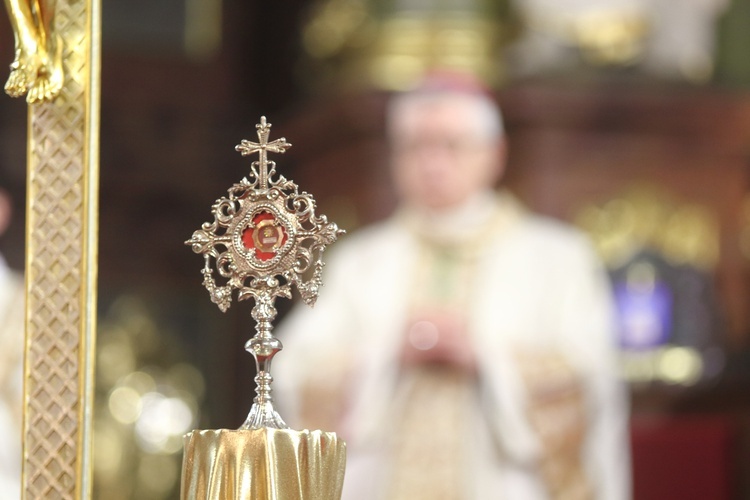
[274,193,631,500]
[0,255,24,498]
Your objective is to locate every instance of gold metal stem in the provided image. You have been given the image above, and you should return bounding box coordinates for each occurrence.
[241,294,287,430]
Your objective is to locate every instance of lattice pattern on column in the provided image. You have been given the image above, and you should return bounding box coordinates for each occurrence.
[23,0,99,498]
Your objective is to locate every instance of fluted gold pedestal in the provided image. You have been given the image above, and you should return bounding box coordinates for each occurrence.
[181,428,346,500]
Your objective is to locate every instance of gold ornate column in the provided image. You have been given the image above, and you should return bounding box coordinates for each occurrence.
[3,0,101,498]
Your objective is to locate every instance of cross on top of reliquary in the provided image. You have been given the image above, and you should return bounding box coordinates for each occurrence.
[235,116,292,189]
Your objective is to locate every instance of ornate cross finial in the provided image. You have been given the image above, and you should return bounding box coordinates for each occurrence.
[186,117,344,430]
[235,116,292,189]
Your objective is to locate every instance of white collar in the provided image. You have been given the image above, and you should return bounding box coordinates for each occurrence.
[397,190,520,246]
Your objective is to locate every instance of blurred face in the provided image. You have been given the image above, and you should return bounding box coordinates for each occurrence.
[389,94,504,211]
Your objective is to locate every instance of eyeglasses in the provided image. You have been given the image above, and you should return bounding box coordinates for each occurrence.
[391,136,489,157]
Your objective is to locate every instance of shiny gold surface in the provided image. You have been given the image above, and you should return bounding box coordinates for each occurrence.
[526,6,649,66]
[19,0,101,497]
[4,0,64,102]
[366,15,499,91]
[574,187,719,270]
[621,346,704,386]
[302,1,518,90]
[181,429,346,500]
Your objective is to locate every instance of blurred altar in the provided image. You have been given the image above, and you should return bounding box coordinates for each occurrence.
[2,0,750,498]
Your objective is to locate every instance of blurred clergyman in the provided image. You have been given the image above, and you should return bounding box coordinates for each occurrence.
[275,76,631,500]
[0,178,23,497]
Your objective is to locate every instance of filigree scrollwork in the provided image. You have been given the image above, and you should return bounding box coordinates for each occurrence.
[186,117,343,312]
[185,116,344,429]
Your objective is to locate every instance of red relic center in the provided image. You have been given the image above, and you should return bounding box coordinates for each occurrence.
[242,212,287,261]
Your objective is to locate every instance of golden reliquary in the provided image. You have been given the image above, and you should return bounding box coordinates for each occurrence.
[183,117,346,500]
